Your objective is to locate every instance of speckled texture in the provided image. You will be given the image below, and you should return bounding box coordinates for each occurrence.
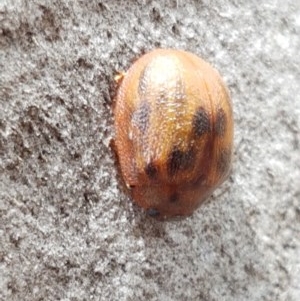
[0,1,299,300]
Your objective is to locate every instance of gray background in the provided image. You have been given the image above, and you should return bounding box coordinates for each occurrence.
[0,1,299,300]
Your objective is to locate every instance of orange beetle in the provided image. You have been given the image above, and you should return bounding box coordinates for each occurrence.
[114,49,233,218]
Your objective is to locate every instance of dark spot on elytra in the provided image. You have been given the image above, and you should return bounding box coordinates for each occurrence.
[131,102,150,133]
[215,108,226,136]
[147,208,160,217]
[192,107,211,137]
[167,148,195,176]
[145,162,158,179]
[169,193,179,203]
[217,148,231,174]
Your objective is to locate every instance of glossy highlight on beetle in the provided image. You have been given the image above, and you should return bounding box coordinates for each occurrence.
[114,49,233,218]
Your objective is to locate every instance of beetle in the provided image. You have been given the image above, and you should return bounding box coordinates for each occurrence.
[113,49,233,218]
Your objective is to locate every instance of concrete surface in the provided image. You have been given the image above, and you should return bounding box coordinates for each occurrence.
[0,1,299,300]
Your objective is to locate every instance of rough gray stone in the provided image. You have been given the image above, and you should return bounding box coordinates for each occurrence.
[0,1,299,300]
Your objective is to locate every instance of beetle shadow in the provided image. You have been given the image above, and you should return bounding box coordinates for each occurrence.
[122,201,168,239]
[125,174,235,243]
